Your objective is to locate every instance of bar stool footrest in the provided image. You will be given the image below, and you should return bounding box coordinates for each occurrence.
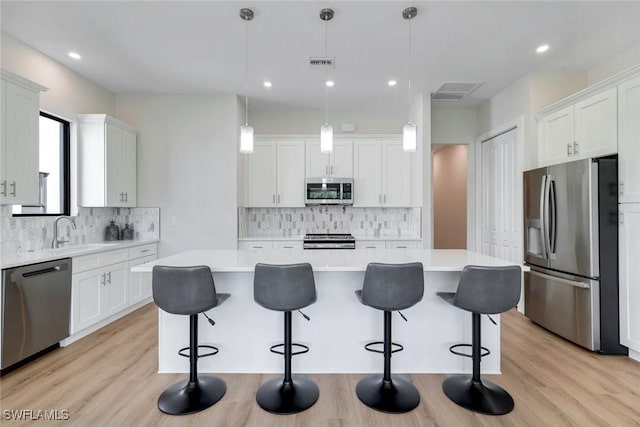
[449,343,490,358]
[178,345,219,359]
[269,343,310,356]
[364,340,404,354]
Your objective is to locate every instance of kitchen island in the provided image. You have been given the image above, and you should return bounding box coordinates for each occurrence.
[132,249,526,374]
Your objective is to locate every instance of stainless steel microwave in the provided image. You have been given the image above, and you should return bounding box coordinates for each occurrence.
[305,178,353,205]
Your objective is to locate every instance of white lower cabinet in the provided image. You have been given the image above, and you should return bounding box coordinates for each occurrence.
[619,204,640,355]
[357,240,386,250]
[238,240,302,250]
[70,243,157,336]
[353,240,422,249]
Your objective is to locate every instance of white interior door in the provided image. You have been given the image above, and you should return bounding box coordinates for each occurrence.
[480,128,520,263]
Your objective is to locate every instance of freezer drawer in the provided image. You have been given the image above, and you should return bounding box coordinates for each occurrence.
[524,268,599,350]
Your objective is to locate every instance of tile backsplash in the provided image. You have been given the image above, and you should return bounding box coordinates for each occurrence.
[0,206,160,254]
[239,207,421,238]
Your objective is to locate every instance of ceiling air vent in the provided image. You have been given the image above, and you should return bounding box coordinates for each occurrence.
[432,82,482,101]
[309,57,334,69]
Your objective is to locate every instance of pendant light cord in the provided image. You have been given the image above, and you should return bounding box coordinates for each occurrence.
[245,15,249,126]
[324,18,329,125]
[407,16,412,122]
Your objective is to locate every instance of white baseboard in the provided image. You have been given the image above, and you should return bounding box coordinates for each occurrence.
[629,348,640,363]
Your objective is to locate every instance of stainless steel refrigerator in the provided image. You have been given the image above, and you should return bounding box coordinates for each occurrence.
[523,156,626,354]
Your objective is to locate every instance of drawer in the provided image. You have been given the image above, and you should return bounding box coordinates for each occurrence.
[238,241,274,251]
[73,249,128,274]
[386,241,420,249]
[128,243,158,260]
[274,241,303,250]
[357,240,386,250]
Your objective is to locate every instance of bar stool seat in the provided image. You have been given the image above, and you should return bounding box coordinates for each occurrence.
[254,263,319,414]
[152,265,230,415]
[355,262,424,413]
[437,265,521,416]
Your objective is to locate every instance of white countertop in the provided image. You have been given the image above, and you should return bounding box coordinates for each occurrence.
[238,236,421,241]
[1,239,159,269]
[132,249,527,273]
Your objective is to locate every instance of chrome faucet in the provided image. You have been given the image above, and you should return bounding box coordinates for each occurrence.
[52,216,77,248]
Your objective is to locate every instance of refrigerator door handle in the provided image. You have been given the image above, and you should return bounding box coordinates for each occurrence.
[539,174,548,259]
[548,175,557,256]
[528,270,590,289]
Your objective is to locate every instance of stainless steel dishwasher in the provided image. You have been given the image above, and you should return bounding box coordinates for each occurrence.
[2,258,72,370]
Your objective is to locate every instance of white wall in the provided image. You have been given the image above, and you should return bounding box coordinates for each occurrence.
[431,106,477,145]
[588,42,640,85]
[115,95,239,257]
[251,101,406,134]
[1,32,115,120]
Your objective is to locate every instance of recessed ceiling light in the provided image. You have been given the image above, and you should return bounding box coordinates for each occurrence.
[326,80,334,87]
[536,44,550,54]
[263,81,272,88]
[388,80,397,87]
[68,52,81,60]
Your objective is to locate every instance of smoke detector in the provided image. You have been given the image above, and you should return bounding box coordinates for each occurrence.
[432,82,482,101]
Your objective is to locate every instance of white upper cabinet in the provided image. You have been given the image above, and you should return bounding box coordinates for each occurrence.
[354,138,411,207]
[538,87,617,167]
[618,74,640,203]
[78,114,137,207]
[305,139,353,178]
[0,70,47,205]
[245,139,305,207]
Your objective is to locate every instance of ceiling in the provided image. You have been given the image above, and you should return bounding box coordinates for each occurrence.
[1,1,640,111]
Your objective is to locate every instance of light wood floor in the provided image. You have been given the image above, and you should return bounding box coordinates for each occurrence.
[1,304,639,426]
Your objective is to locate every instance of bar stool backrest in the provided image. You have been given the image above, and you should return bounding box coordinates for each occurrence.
[361,262,424,311]
[152,265,219,315]
[454,265,521,314]
[254,263,317,311]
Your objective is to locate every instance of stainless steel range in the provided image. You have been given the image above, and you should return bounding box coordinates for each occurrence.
[303,233,356,249]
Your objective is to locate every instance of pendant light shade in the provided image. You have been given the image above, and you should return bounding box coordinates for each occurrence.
[240,124,254,153]
[320,123,333,153]
[403,123,417,152]
[320,8,334,153]
[239,7,254,153]
[403,7,417,153]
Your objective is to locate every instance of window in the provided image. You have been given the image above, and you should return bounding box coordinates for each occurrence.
[13,112,70,216]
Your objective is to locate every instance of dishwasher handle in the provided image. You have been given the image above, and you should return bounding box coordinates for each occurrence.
[10,261,70,282]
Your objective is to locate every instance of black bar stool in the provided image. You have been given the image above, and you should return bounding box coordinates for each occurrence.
[253,262,319,414]
[437,265,521,415]
[152,265,230,415]
[355,262,424,413]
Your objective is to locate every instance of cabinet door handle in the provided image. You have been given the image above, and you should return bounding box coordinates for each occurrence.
[253,246,263,249]
[119,192,123,202]
[620,212,624,225]
[140,249,150,253]
[567,143,573,156]
[9,181,16,197]
[107,271,112,284]
[277,194,281,204]
[101,273,106,286]
[124,192,128,202]
[396,245,408,249]
[383,194,387,204]
[378,194,382,203]
[620,182,624,195]
[272,194,275,204]
[331,165,334,175]
[573,142,579,154]
[0,180,6,196]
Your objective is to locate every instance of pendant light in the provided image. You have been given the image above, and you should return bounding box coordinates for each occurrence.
[239,8,254,153]
[320,8,334,153]
[402,7,417,152]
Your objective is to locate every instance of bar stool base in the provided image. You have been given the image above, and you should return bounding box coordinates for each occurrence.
[442,375,514,415]
[158,376,226,415]
[256,377,319,414]
[356,375,420,413]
